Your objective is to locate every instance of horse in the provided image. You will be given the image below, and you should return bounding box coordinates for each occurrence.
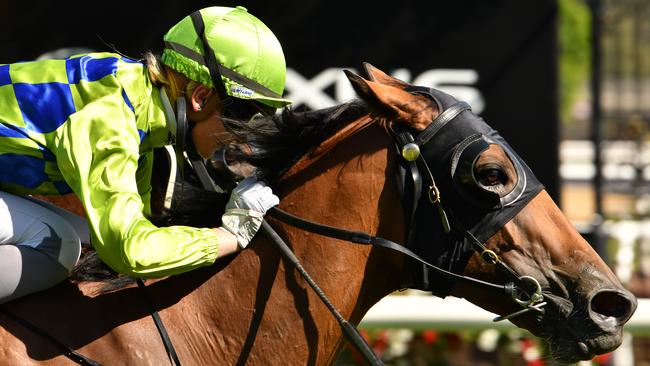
[0,63,637,365]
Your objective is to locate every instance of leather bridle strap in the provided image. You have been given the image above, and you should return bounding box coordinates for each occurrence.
[453,217,522,283]
[268,206,546,322]
[259,221,384,366]
[136,279,182,366]
[267,207,506,291]
[415,101,471,146]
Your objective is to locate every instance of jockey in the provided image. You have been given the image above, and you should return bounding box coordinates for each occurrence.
[0,6,290,303]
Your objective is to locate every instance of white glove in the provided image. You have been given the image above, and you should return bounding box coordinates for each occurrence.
[221,177,279,249]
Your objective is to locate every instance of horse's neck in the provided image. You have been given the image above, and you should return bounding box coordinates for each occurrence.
[281,115,377,180]
[180,124,406,362]
[278,122,406,310]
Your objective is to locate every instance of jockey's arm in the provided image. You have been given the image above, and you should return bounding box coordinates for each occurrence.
[55,97,223,278]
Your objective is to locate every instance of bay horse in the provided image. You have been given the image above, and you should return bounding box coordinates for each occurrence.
[0,64,637,365]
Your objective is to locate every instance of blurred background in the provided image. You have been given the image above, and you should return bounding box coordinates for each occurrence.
[2,0,650,364]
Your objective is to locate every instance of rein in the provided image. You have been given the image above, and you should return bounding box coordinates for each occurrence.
[267,207,505,291]
[259,220,384,366]
[267,205,545,322]
[136,279,182,366]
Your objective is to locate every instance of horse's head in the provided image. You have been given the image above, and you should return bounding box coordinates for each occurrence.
[345,63,637,363]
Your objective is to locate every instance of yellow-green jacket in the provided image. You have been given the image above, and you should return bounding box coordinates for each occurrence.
[0,52,218,277]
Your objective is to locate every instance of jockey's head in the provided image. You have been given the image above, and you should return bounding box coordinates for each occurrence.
[161,6,291,120]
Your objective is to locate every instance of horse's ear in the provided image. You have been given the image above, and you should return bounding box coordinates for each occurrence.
[362,62,409,89]
[344,69,376,100]
[344,69,436,130]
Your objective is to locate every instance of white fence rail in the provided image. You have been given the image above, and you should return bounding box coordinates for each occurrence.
[360,295,650,334]
[560,140,650,182]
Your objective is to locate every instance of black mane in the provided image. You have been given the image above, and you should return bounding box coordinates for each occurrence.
[224,100,368,182]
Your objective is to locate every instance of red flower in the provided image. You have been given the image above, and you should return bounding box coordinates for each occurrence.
[421,330,439,344]
[592,352,612,365]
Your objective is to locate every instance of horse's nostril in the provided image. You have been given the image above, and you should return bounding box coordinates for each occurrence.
[590,290,636,323]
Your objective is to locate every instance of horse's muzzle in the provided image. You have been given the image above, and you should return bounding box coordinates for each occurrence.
[559,287,637,362]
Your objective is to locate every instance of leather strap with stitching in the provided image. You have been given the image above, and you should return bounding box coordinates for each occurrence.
[415,101,471,146]
[267,207,507,291]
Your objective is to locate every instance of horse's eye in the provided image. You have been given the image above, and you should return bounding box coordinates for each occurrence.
[476,167,507,186]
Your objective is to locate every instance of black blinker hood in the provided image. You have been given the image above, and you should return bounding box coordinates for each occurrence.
[403,87,544,296]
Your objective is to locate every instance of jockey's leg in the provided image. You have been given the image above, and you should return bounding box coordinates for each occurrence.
[0,191,82,304]
[24,195,90,246]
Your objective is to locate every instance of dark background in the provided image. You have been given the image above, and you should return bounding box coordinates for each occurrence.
[0,0,560,200]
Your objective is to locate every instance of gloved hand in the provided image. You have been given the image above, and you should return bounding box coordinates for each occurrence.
[221,177,279,249]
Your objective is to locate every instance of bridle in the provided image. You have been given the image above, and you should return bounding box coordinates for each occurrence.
[386,86,547,320]
[267,87,548,322]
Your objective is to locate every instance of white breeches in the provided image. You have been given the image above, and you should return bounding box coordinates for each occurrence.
[0,191,87,304]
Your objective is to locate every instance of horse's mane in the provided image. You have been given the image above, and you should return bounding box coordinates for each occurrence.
[224,100,368,182]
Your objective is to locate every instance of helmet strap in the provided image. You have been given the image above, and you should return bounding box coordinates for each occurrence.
[175,97,189,155]
[190,10,232,107]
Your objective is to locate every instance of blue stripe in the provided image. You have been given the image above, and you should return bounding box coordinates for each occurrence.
[53,180,72,194]
[66,56,119,84]
[41,147,56,161]
[0,153,48,189]
[14,82,76,133]
[0,65,10,86]
[137,129,147,142]
[0,123,27,138]
[122,89,134,112]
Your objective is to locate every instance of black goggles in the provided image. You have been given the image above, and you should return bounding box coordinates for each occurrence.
[220,98,276,121]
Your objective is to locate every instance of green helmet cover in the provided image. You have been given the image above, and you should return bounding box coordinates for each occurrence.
[162,6,291,108]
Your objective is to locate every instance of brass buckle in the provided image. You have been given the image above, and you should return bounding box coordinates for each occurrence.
[428,185,441,204]
[481,249,499,265]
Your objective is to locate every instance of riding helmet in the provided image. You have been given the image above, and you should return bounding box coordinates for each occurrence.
[161,6,292,109]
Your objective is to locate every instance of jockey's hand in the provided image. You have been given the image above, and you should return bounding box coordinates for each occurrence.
[221,177,279,249]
